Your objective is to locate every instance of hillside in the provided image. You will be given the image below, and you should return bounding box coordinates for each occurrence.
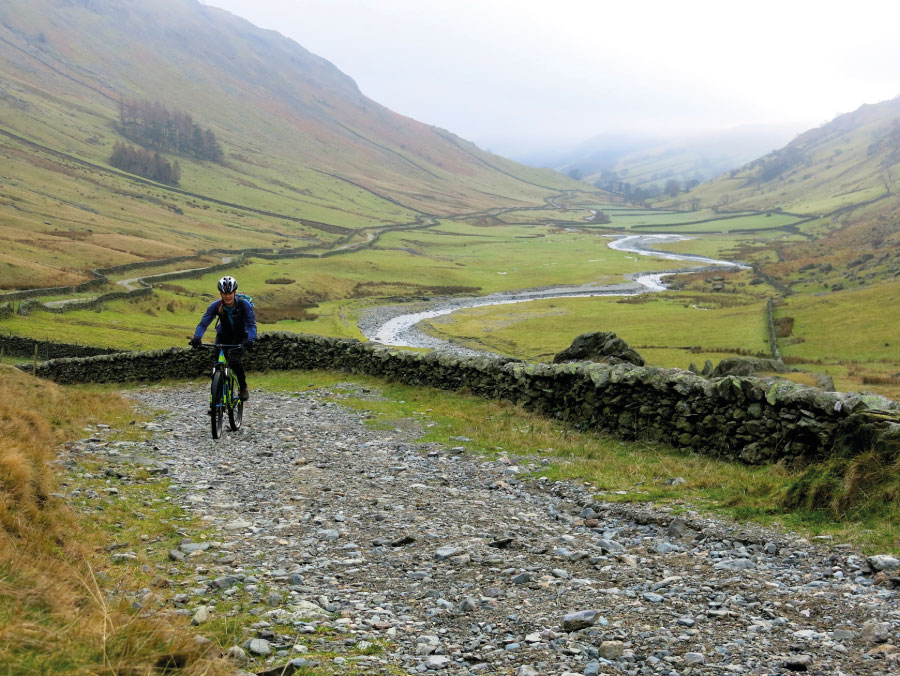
[675,97,900,215]
[658,97,900,287]
[542,125,797,198]
[0,0,578,289]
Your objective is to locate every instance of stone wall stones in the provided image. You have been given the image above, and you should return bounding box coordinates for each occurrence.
[19,331,900,465]
[1,333,122,359]
[14,287,154,316]
[765,299,783,361]
[0,253,247,311]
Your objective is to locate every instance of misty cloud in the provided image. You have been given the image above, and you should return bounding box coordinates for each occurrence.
[202,0,900,159]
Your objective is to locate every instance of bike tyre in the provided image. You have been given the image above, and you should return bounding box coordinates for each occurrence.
[210,371,225,439]
[228,373,243,431]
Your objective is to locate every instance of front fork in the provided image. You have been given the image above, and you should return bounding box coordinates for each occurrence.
[209,366,231,411]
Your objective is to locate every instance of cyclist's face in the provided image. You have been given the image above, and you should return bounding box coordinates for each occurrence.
[221,291,235,306]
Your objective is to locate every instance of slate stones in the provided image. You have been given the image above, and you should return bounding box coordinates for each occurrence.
[867,554,900,572]
[434,546,462,561]
[87,383,900,676]
[223,518,252,532]
[561,610,604,631]
[598,640,624,659]
[191,605,210,625]
[861,621,892,644]
[713,558,757,571]
[245,638,271,656]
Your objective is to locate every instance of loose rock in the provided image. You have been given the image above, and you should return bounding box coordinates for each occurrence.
[64,383,900,676]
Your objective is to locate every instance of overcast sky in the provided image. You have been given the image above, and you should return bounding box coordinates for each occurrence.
[203,0,900,159]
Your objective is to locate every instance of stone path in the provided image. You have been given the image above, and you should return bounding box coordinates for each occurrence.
[73,383,900,675]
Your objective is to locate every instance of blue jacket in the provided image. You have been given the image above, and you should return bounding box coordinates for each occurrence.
[193,297,257,342]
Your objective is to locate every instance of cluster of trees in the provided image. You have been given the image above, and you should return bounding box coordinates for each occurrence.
[118,99,223,162]
[109,142,181,185]
[593,169,701,205]
[755,147,803,182]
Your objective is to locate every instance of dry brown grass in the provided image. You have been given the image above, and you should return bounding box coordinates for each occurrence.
[0,366,229,674]
[255,297,320,323]
[774,316,794,338]
[349,281,479,298]
[862,374,900,386]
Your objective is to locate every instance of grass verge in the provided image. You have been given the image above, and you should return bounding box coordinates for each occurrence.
[0,365,228,675]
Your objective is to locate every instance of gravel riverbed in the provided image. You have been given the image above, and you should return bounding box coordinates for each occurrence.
[356,234,746,356]
[69,383,900,676]
[355,283,649,359]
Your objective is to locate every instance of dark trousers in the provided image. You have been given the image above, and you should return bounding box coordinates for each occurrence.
[216,336,247,388]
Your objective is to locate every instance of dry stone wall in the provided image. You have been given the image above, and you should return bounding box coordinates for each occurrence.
[20,332,900,466]
[13,287,154,316]
[1,333,122,360]
[0,278,106,302]
[765,298,783,361]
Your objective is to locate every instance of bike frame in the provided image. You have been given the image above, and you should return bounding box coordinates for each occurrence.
[200,343,244,437]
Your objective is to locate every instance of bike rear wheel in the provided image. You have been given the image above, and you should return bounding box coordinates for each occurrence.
[210,371,225,439]
[228,373,243,430]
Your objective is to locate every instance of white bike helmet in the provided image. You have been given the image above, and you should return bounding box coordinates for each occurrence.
[218,276,238,293]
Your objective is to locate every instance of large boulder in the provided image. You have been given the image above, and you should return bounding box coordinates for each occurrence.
[711,356,788,377]
[552,331,645,367]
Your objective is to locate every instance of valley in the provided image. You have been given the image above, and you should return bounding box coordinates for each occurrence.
[5,182,899,398]
[2,0,899,403]
[4,2,900,674]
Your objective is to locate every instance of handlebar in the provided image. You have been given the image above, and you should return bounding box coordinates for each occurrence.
[197,342,244,349]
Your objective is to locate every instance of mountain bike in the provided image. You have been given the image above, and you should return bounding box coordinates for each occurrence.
[199,343,244,439]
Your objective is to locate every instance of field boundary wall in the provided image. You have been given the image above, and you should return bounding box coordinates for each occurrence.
[18,332,900,465]
[1,333,122,359]
[765,299,783,361]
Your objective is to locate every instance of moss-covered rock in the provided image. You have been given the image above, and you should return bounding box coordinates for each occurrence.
[552,331,645,367]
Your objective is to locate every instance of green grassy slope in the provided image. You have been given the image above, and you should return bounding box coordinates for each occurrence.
[674,97,900,215]
[0,0,580,288]
[646,97,900,305]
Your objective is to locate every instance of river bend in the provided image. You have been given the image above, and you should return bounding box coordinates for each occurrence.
[359,234,748,355]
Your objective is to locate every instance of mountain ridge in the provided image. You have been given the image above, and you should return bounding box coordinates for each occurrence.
[0,0,580,288]
[674,96,900,214]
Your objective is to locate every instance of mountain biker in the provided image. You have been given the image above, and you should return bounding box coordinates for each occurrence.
[189,275,257,400]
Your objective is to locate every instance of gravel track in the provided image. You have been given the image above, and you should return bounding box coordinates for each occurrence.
[68,382,900,676]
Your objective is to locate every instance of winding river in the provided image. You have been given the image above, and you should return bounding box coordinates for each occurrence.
[358,234,748,355]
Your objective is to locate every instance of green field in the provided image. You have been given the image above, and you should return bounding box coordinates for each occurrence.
[0,218,716,350]
[421,293,771,366]
[6,204,900,399]
[629,211,805,233]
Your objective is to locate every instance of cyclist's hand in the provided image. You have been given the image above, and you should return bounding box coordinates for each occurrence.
[243,339,256,351]
[189,337,201,348]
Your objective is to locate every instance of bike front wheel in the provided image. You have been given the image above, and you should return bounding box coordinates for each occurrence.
[210,371,225,439]
[227,373,243,431]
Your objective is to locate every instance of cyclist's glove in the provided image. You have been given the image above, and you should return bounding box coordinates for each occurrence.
[189,337,202,348]
[242,339,256,351]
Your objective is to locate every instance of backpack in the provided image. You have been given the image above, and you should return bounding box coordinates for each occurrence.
[216,293,253,331]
